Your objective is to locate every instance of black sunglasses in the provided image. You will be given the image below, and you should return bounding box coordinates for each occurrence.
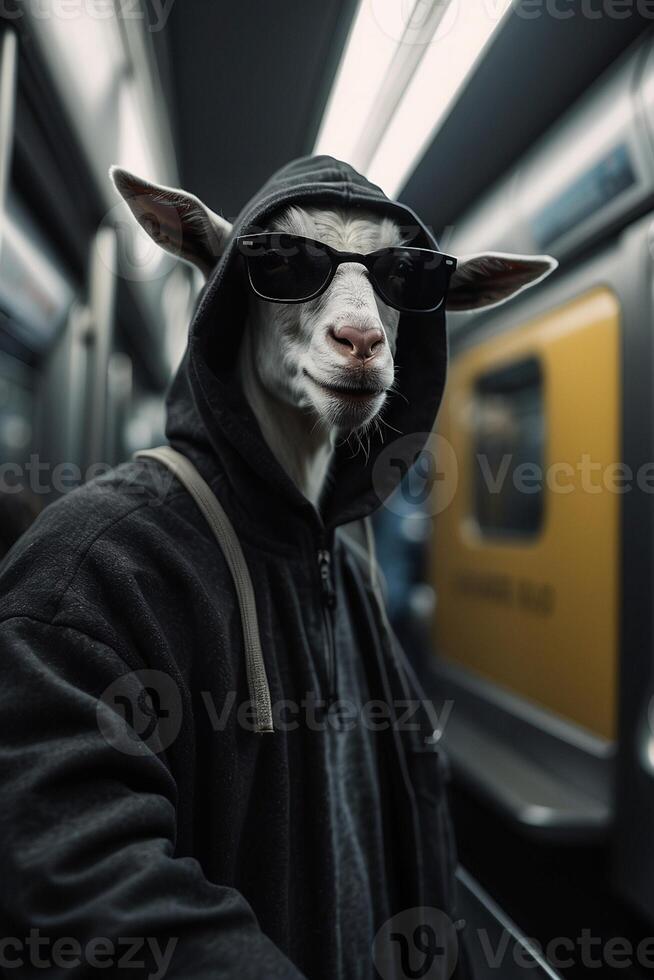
[236,233,457,314]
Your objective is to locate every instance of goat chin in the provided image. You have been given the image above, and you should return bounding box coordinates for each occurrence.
[313,391,386,433]
[236,203,402,504]
[240,346,387,505]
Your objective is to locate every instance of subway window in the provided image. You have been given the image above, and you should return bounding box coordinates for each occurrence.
[472,355,545,538]
[0,192,73,359]
[0,357,33,465]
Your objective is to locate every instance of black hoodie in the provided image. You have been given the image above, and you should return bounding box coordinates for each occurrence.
[0,157,469,979]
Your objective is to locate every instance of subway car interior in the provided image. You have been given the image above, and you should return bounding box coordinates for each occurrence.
[3,2,654,978]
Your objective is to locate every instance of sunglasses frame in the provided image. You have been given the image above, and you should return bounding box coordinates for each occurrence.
[236,233,458,314]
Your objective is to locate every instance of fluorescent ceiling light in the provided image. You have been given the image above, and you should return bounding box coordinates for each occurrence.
[25,4,174,202]
[29,4,125,127]
[313,1,401,164]
[314,0,514,198]
[368,0,514,196]
[117,81,161,183]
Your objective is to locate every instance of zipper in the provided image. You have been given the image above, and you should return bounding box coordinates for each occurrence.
[317,547,337,704]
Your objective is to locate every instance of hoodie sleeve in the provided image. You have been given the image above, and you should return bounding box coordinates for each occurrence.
[0,615,306,980]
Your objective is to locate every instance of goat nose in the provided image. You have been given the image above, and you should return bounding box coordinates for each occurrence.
[329,324,385,361]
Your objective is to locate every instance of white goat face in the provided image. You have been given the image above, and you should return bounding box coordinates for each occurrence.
[110,167,559,434]
[246,206,402,434]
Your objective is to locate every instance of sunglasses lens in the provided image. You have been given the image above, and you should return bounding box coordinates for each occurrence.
[372,249,450,312]
[246,237,332,302]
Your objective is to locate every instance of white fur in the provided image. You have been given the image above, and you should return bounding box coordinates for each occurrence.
[239,205,402,505]
[111,168,558,508]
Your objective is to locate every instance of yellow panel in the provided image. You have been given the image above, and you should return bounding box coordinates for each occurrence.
[432,288,620,739]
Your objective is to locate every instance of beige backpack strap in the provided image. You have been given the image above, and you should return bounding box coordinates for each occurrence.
[135,445,274,734]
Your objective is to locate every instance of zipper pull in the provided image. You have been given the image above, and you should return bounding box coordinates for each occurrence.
[317,549,337,609]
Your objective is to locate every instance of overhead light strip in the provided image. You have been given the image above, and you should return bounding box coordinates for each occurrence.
[313,0,401,166]
[315,0,514,198]
[351,0,452,173]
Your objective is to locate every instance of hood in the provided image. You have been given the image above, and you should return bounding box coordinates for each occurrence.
[165,154,448,536]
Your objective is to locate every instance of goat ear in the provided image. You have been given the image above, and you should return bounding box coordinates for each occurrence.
[446,252,558,311]
[110,166,233,278]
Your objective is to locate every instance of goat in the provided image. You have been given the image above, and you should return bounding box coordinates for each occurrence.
[111,167,556,506]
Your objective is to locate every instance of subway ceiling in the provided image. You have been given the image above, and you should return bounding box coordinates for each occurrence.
[150,0,357,221]
[151,1,653,230]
